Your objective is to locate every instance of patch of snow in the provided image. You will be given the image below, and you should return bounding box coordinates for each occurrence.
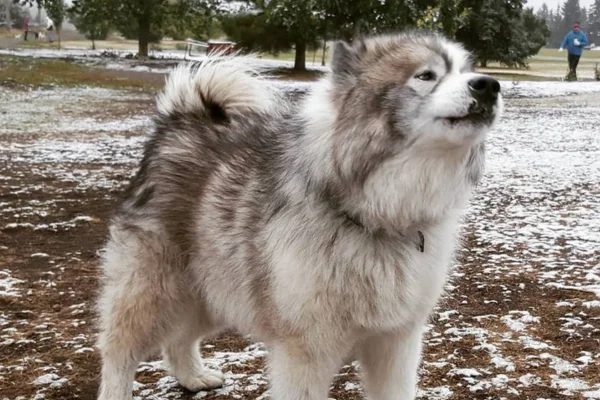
[449,368,481,377]
[0,270,24,297]
[31,373,68,388]
[417,386,453,399]
[30,253,50,258]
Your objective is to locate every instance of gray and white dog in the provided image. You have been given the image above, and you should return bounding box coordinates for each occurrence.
[97,31,502,400]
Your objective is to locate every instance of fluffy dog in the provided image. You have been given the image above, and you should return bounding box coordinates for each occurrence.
[97,31,502,400]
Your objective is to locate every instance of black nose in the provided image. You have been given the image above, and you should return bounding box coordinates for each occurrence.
[468,76,501,105]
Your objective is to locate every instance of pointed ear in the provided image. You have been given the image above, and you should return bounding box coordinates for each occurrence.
[331,39,365,79]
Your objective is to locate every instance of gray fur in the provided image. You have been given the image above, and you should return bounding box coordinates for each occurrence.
[97,31,502,400]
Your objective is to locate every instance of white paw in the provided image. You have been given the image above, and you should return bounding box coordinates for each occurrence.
[178,369,224,392]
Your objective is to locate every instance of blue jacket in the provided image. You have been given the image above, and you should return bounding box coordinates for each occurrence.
[561,30,588,56]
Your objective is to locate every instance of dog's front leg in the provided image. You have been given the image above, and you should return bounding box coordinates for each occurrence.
[268,342,341,400]
[358,328,424,400]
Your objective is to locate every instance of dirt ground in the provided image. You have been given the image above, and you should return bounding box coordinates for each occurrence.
[0,64,599,400]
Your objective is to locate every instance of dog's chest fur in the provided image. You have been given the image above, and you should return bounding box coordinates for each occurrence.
[192,165,461,338]
[265,208,459,331]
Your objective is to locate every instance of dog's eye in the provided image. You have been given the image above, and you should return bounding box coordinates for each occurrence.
[416,71,436,81]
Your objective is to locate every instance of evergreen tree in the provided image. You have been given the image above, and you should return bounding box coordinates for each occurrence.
[581,7,588,32]
[588,0,600,44]
[536,3,553,45]
[536,3,550,22]
[456,0,549,67]
[226,0,429,71]
[561,0,582,33]
[220,10,295,55]
[548,7,565,47]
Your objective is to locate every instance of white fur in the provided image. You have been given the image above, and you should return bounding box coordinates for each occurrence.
[97,35,501,400]
[156,55,279,117]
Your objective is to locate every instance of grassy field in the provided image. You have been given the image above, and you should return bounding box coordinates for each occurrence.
[537,47,600,59]
[2,34,600,81]
[0,55,165,90]
[1,54,599,400]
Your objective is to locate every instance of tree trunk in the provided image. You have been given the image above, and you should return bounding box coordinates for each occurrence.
[91,32,96,50]
[321,25,327,66]
[353,20,362,40]
[138,16,150,59]
[57,29,61,50]
[294,39,306,71]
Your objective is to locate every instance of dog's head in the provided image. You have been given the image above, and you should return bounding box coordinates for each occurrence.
[305,32,503,229]
[330,31,502,152]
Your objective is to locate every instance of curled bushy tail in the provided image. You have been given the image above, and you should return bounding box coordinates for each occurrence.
[156,55,279,119]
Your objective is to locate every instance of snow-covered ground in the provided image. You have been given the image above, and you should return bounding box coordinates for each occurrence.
[0,47,331,74]
[0,78,599,399]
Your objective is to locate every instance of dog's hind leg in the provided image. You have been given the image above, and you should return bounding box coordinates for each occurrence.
[162,317,224,392]
[97,225,181,400]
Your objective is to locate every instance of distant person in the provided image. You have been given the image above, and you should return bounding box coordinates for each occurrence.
[559,22,588,81]
[46,19,54,43]
[24,17,29,41]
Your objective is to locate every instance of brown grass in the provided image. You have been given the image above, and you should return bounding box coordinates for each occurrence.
[0,55,163,90]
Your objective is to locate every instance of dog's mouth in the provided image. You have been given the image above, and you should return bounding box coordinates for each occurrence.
[445,101,494,125]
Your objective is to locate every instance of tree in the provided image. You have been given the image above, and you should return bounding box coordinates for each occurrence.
[220,11,293,54]
[561,0,582,33]
[1,2,30,29]
[164,1,222,40]
[521,7,552,55]
[265,0,322,70]
[589,0,600,45]
[69,0,217,58]
[456,0,549,67]
[411,0,470,36]
[45,0,66,49]
[69,0,112,49]
[11,3,30,29]
[581,6,589,32]
[537,2,550,22]
[225,0,432,71]
[547,7,565,47]
[108,0,170,58]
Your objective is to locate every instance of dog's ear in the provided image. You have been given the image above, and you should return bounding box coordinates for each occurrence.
[331,39,366,81]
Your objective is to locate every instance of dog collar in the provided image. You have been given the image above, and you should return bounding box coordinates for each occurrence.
[342,211,425,253]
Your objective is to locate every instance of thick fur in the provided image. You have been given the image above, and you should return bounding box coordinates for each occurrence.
[97,31,502,400]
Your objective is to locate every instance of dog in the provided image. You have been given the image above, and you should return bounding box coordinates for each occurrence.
[97,31,502,400]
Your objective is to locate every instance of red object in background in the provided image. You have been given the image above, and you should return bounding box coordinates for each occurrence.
[207,41,236,55]
[24,17,30,30]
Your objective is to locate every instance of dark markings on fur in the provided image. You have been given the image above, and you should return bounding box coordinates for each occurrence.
[465,143,485,185]
[379,84,409,140]
[326,228,339,254]
[430,73,449,94]
[200,91,229,124]
[117,131,161,211]
[342,85,357,106]
[332,42,361,80]
[266,201,286,224]
[441,51,452,74]
[417,231,425,252]
[133,186,155,209]
[463,54,476,72]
